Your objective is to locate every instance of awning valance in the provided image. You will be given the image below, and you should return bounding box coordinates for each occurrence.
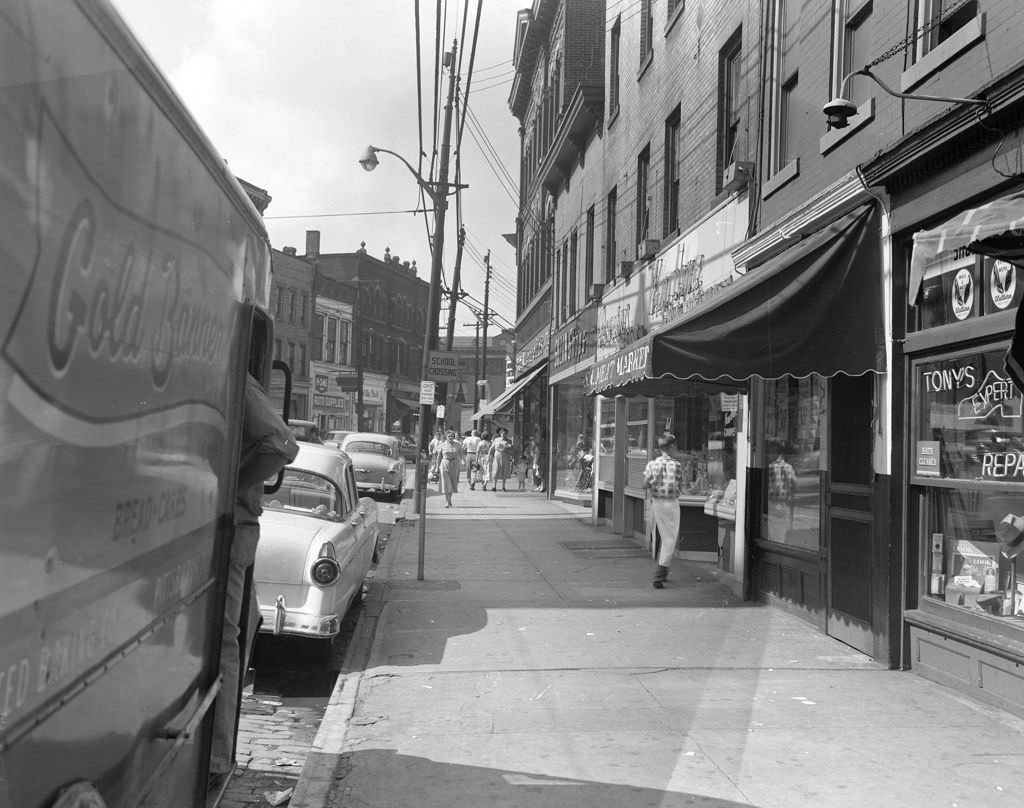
[585,340,652,395]
[909,190,1024,304]
[651,204,882,383]
[472,364,545,420]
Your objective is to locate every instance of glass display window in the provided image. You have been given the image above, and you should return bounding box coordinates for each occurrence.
[652,386,739,496]
[916,250,1024,332]
[912,344,1024,622]
[761,375,826,551]
[626,398,651,488]
[552,380,594,493]
[598,397,616,486]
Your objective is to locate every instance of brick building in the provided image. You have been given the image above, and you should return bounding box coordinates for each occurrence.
[309,232,429,436]
[507,0,1024,716]
[268,246,315,419]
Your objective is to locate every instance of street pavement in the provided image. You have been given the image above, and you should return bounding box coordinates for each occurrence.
[215,497,406,808]
[286,483,1024,807]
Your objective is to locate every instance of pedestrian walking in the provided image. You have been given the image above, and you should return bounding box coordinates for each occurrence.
[514,449,529,490]
[475,431,492,490]
[488,427,514,492]
[463,429,482,488]
[434,430,464,508]
[642,433,684,589]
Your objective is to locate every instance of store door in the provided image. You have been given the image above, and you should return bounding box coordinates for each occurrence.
[826,373,875,654]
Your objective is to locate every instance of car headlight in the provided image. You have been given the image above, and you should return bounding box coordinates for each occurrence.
[311,542,340,586]
[388,462,400,474]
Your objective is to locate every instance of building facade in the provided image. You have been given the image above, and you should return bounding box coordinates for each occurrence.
[508,0,1024,718]
[311,233,429,437]
[269,246,315,419]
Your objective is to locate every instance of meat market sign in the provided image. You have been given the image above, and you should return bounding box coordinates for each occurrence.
[585,341,651,394]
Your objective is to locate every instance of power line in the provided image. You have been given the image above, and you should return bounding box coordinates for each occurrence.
[264,208,423,219]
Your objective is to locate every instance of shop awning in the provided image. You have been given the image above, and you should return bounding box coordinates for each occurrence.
[909,190,1024,304]
[472,364,545,420]
[649,204,883,384]
[391,395,420,412]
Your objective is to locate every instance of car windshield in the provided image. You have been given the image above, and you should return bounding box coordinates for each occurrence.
[262,469,340,520]
[344,441,392,456]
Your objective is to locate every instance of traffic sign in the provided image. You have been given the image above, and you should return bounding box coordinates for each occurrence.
[426,351,460,382]
[419,381,435,405]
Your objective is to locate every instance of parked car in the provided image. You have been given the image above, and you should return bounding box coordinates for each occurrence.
[341,432,407,502]
[289,418,323,443]
[399,435,419,462]
[324,429,354,448]
[254,444,379,655]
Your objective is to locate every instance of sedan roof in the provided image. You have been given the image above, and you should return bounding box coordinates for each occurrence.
[341,432,401,448]
[289,442,351,480]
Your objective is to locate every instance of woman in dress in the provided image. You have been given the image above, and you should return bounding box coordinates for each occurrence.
[487,427,514,492]
[475,431,492,490]
[435,430,464,508]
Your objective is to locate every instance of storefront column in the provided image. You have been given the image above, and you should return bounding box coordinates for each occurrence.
[612,395,627,534]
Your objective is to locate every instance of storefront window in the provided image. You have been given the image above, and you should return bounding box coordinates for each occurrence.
[761,375,826,551]
[652,387,738,495]
[552,380,594,493]
[598,398,616,486]
[913,347,1023,620]
[626,399,650,488]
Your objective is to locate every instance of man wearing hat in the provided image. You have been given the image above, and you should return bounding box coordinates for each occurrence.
[642,433,685,588]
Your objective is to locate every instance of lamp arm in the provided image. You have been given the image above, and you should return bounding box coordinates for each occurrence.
[370,146,441,204]
[845,66,988,109]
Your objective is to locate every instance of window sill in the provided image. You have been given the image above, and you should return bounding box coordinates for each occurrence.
[637,51,654,81]
[819,97,874,155]
[901,13,985,93]
[761,158,799,200]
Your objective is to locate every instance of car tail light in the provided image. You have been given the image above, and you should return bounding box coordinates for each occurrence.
[311,542,340,586]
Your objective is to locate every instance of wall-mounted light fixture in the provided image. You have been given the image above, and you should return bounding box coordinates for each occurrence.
[823,66,989,129]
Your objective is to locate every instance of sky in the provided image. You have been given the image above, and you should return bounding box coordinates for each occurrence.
[111,0,524,334]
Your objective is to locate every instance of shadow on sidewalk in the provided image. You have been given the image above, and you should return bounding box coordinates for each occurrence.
[323,748,754,807]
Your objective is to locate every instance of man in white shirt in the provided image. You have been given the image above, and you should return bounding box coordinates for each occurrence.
[462,429,482,488]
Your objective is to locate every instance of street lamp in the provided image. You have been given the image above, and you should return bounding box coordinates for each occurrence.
[358,40,462,582]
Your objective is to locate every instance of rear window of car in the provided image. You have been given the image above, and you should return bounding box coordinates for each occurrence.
[343,441,392,456]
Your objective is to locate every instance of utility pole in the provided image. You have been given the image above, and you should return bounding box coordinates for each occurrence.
[413,40,458,578]
[465,320,480,413]
[479,250,491,409]
[445,226,465,350]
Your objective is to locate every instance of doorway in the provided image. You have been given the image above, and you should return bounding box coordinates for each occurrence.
[826,373,875,654]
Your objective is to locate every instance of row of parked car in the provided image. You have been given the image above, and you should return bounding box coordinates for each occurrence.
[252,425,410,658]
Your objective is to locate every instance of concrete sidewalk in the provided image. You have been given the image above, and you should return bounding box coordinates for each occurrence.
[291,483,1024,807]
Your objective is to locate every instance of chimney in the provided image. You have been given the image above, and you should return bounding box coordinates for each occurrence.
[282,246,297,256]
[305,230,320,259]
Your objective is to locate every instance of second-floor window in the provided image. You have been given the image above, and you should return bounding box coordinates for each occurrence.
[664,108,680,236]
[640,0,654,65]
[833,0,873,108]
[569,228,579,317]
[324,315,338,363]
[913,0,977,62]
[609,17,621,118]
[585,206,595,293]
[338,320,350,365]
[636,146,651,248]
[770,0,801,174]
[718,30,742,191]
[605,187,618,284]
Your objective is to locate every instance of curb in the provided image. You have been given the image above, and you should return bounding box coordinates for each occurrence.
[287,512,407,807]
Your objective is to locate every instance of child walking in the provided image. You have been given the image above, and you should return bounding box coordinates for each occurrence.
[515,452,529,490]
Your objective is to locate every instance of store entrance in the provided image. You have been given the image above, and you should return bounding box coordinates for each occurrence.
[826,373,875,654]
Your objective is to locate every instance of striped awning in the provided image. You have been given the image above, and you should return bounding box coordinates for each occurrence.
[909,190,1024,305]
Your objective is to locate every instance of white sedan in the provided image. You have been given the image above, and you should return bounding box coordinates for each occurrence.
[255,444,379,650]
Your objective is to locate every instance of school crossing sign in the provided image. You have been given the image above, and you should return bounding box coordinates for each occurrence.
[426,351,460,382]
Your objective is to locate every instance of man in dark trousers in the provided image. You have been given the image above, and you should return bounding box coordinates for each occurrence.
[211,374,298,778]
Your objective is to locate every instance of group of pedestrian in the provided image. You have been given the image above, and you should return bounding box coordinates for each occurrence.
[428,426,532,507]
